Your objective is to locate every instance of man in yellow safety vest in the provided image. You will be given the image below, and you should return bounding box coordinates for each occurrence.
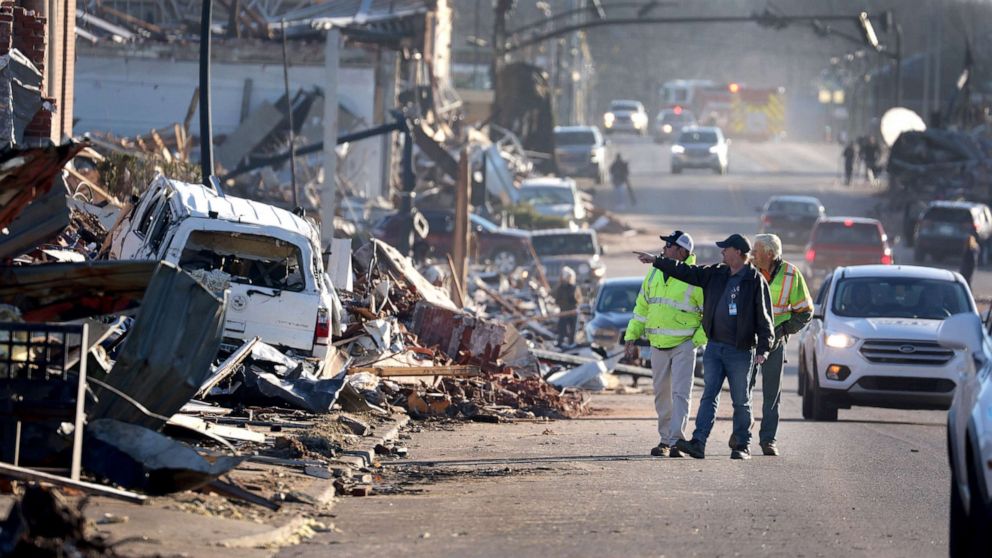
[749,233,814,456]
[624,230,707,458]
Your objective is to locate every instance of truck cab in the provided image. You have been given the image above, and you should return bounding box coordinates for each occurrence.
[109,176,335,359]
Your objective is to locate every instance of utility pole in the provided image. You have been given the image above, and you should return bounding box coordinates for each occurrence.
[281,20,299,208]
[199,0,214,185]
[320,28,341,256]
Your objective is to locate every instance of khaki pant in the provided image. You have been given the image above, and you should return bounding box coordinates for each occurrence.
[652,340,697,446]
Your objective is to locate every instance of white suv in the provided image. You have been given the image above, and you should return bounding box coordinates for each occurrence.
[937,312,992,553]
[797,265,976,421]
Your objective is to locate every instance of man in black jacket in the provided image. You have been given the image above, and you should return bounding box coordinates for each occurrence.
[639,233,774,460]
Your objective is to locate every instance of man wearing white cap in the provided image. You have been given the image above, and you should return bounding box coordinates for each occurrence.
[625,230,706,457]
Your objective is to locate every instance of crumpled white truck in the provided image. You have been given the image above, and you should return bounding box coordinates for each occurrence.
[109,176,339,359]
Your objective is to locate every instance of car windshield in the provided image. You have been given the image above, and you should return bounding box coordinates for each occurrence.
[923,207,973,223]
[610,102,640,111]
[768,200,821,215]
[555,130,597,146]
[814,222,882,245]
[831,277,972,319]
[520,186,574,205]
[470,213,499,233]
[660,112,694,123]
[596,283,641,313]
[532,233,597,256]
[678,130,718,144]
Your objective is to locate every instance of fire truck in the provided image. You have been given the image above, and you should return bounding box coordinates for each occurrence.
[659,80,786,141]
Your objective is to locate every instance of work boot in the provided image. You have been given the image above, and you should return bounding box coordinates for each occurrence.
[675,438,705,459]
[760,441,779,456]
[650,443,671,457]
[730,446,751,460]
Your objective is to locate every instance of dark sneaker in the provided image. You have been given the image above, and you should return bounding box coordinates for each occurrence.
[728,433,738,450]
[730,446,751,460]
[650,444,671,457]
[669,444,683,458]
[760,441,779,456]
[675,438,705,459]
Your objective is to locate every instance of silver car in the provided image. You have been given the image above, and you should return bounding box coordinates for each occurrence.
[670,126,729,175]
[519,177,587,224]
[938,311,992,553]
[554,126,608,184]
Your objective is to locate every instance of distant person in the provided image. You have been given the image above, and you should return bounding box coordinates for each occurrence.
[609,154,633,208]
[862,136,880,181]
[959,233,981,286]
[554,267,582,347]
[843,142,856,186]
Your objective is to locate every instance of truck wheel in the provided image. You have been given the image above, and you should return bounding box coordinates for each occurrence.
[491,251,518,274]
[671,166,682,175]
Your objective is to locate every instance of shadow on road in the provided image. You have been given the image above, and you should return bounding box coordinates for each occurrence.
[381,454,663,468]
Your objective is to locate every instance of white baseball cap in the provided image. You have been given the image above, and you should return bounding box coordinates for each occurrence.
[660,230,694,253]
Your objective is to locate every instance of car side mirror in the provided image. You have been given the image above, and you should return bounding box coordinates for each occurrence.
[937,312,984,353]
[599,245,606,255]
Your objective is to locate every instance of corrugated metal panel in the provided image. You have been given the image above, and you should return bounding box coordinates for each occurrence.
[90,262,226,430]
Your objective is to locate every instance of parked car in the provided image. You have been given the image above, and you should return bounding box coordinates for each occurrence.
[372,209,533,274]
[530,229,606,290]
[109,176,335,359]
[937,312,992,553]
[603,99,648,135]
[583,276,704,376]
[670,126,729,175]
[584,276,643,355]
[803,217,892,290]
[913,200,992,263]
[797,264,975,421]
[554,125,608,184]
[759,195,826,247]
[653,107,697,143]
[518,177,586,223]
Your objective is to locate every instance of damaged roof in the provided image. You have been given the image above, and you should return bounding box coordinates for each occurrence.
[161,177,318,241]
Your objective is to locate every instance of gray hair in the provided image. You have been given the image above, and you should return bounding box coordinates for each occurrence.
[753,234,783,258]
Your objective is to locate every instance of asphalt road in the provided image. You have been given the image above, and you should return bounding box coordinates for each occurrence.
[280,138,955,558]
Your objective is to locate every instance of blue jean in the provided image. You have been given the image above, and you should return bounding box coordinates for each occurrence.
[692,341,755,448]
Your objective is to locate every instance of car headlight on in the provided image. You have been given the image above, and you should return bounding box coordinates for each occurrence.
[662,124,673,133]
[709,145,720,154]
[604,113,615,127]
[825,332,859,348]
[671,145,685,154]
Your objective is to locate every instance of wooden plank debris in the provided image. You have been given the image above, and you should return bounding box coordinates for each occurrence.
[0,462,147,504]
[347,365,482,378]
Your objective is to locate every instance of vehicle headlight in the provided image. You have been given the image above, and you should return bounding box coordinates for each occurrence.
[662,124,673,133]
[578,263,591,275]
[825,332,859,348]
[671,145,685,154]
[633,113,647,126]
[604,113,615,127]
[709,145,720,154]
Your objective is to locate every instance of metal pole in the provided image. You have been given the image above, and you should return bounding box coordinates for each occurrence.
[397,125,416,257]
[199,0,214,185]
[894,24,902,107]
[281,19,299,208]
[320,28,340,256]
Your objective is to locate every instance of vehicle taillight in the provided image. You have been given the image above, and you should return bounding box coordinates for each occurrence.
[314,307,330,344]
[881,254,893,265]
[805,248,816,263]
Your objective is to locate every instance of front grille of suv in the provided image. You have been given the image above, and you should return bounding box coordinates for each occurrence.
[856,376,956,393]
[859,339,955,365]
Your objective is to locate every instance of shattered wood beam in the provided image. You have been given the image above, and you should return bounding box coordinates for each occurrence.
[0,462,147,504]
[472,277,525,317]
[347,365,482,377]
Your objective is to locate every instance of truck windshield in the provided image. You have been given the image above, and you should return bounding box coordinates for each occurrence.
[831,277,972,319]
[532,233,597,256]
[179,231,307,292]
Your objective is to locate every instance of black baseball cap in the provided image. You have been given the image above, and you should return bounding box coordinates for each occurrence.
[716,233,751,254]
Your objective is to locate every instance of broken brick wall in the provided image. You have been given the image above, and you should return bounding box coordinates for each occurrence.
[0,0,54,144]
